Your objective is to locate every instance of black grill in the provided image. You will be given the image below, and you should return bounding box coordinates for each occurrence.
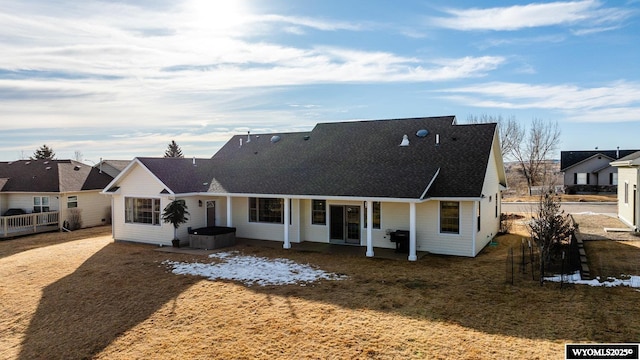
[390,230,410,253]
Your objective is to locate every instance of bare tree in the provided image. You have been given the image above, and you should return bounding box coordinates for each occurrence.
[466,114,523,160]
[74,150,83,162]
[512,119,560,192]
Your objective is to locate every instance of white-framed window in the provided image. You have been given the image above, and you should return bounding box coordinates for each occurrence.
[576,173,588,185]
[249,198,283,224]
[477,202,481,232]
[67,195,78,208]
[625,182,629,204]
[440,201,460,234]
[33,196,50,213]
[611,172,618,185]
[363,201,381,229]
[312,200,326,225]
[125,197,161,225]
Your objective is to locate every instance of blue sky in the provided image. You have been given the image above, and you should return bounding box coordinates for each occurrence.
[1,0,639,162]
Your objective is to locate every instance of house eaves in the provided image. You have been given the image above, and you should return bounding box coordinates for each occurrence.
[610,151,640,167]
[100,158,176,196]
[560,153,614,172]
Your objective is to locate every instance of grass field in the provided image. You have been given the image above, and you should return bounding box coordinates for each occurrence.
[1,226,639,359]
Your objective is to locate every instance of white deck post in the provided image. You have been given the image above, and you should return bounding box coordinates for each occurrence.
[283,197,291,249]
[408,202,417,261]
[226,196,232,227]
[366,200,374,257]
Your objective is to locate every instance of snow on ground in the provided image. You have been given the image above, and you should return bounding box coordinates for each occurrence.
[545,271,640,288]
[163,251,347,286]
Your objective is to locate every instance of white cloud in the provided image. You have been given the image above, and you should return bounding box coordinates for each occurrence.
[438,81,640,122]
[430,0,632,31]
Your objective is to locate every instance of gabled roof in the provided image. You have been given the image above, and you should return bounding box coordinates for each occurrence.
[560,150,640,171]
[610,151,640,167]
[122,116,500,200]
[0,159,114,193]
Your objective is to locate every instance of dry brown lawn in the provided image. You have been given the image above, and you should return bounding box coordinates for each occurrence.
[2,226,640,359]
[572,214,640,279]
[504,194,617,203]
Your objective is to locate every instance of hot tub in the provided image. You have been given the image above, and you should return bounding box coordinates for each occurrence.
[188,226,236,249]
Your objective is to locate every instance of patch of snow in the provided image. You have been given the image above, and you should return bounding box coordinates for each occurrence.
[163,251,347,286]
[545,271,640,288]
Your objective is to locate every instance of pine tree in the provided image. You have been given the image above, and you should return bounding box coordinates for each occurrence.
[32,144,56,160]
[164,140,184,158]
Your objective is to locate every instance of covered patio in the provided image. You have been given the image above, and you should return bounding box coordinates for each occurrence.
[155,237,429,261]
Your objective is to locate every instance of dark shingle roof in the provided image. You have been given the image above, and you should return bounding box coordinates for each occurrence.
[0,159,114,193]
[136,116,498,199]
[560,150,640,171]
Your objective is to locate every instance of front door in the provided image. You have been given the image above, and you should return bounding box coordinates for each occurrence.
[329,205,361,244]
[206,201,216,227]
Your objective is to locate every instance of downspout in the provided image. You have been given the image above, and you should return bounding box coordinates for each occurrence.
[472,201,477,257]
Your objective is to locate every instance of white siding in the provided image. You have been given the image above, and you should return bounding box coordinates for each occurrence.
[300,199,330,243]
[415,200,475,256]
[4,193,60,213]
[60,191,111,228]
[617,167,638,228]
[231,197,294,242]
[110,163,174,246]
[475,144,503,255]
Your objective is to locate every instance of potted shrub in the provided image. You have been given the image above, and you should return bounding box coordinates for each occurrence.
[162,199,190,248]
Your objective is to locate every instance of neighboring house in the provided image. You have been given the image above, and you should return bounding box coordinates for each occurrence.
[560,149,640,194]
[95,159,132,178]
[610,151,640,231]
[103,116,507,260]
[0,159,114,237]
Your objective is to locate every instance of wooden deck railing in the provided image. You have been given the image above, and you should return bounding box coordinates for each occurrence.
[1,211,59,237]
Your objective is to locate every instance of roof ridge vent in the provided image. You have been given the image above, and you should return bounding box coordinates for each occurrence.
[399,134,409,147]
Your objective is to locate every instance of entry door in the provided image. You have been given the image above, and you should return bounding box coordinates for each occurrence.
[329,205,361,244]
[206,201,216,227]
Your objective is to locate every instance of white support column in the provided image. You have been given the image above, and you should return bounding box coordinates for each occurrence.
[283,197,291,249]
[226,196,232,227]
[408,202,417,261]
[366,200,374,257]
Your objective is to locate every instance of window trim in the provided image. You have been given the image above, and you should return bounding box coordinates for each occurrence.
[477,201,481,232]
[67,195,78,208]
[440,201,460,234]
[575,172,588,185]
[248,198,284,224]
[124,197,161,226]
[363,201,381,229]
[624,182,629,204]
[33,196,50,213]
[311,200,326,225]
